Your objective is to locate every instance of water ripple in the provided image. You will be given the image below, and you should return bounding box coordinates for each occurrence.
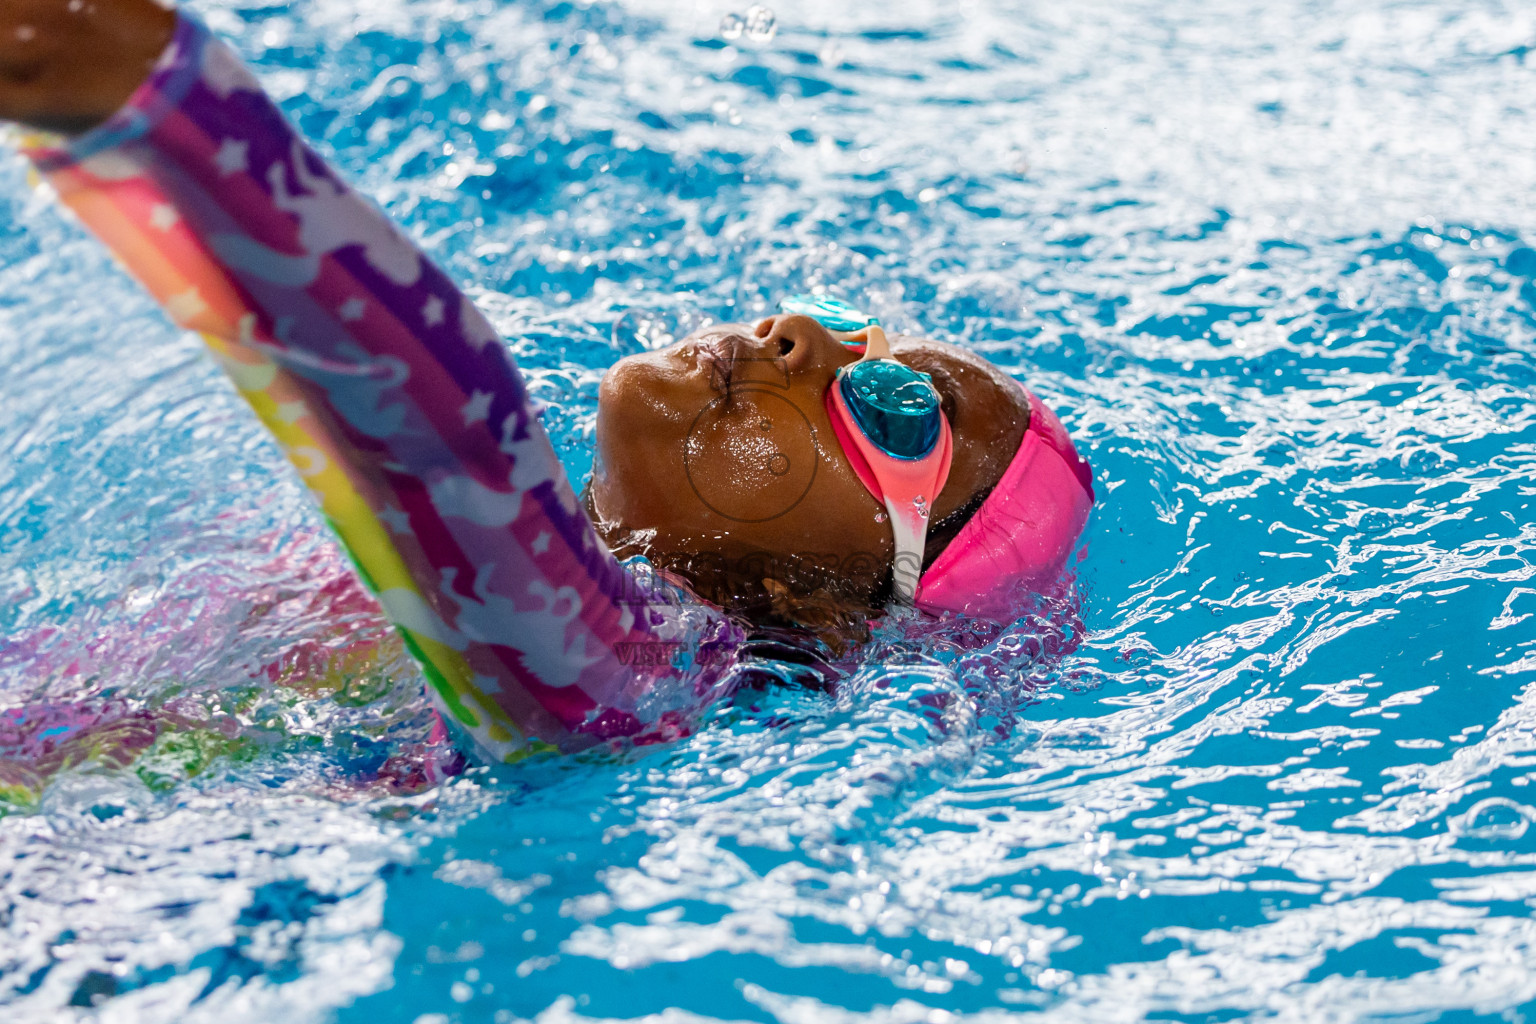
[3,0,1536,1020]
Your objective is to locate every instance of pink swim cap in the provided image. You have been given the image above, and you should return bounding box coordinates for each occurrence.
[915,390,1095,619]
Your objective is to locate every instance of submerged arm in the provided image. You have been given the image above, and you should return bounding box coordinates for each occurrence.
[2,2,739,761]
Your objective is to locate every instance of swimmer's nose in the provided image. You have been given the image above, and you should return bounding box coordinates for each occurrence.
[753,314,841,374]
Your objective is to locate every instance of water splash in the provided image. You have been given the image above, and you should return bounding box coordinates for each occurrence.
[721,5,777,44]
[3,0,1536,1021]
[743,5,778,43]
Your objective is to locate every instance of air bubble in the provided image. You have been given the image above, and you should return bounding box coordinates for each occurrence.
[744,5,778,42]
[719,13,745,40]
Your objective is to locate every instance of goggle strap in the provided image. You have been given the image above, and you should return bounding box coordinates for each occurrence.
[828,324,890,360]
[886,496,928,605]
[859,325,892,360]
[826,382,955,606]
[788,298,957,604]
[825,388,883,498]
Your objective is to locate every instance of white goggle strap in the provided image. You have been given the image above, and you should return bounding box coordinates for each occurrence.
[831,325,932,605]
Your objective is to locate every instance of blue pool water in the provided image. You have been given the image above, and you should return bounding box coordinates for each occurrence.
[3,0,1536,1020]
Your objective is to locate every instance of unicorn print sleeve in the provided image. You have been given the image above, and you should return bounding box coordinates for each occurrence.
[21,14,741,763]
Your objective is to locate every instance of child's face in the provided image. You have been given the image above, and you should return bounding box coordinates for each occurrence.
[588,314,1028,615]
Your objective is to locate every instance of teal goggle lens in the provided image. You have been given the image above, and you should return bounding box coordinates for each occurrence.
[839,360,942,460]
[780,294,880,334]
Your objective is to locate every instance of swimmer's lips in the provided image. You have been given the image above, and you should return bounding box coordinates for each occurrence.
[669,334,819,522]
[681,333,794,395]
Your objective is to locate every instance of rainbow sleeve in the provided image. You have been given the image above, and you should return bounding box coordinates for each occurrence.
[20,14,740,763]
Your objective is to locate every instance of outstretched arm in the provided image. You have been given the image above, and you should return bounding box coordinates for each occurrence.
[2,1,740,761]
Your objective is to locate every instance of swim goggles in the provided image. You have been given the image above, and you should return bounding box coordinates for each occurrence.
[780,295,953,604]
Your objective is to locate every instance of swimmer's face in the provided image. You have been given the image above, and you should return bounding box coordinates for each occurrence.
[588,314,1028,621]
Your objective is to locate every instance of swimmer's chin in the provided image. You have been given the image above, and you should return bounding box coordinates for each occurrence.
[580,476,876,649]
[581,477,650,558]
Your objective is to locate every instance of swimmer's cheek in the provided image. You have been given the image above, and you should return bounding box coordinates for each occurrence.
[597,355,700,435]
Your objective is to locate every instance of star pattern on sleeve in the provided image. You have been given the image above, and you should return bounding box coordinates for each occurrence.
[165,289,207,323]
[213,138,250,177]
[376,505,413,534]
[149,204,180,231]
[275,401,308,424]
[461,390,494,425]
[422,295,446,327]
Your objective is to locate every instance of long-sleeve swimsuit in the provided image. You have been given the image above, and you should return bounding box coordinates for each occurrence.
[22,14,747,763]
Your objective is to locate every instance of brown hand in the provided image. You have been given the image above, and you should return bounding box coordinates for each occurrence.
[0,0,175,134]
